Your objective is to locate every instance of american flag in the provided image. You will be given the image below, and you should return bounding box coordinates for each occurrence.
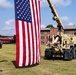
[14,0,41,67]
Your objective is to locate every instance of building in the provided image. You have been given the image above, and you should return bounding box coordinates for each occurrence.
[64,25,76,35]
[41,28,50,44]
[41,25,76,45]
[50,28,58,37]
[0,36,13,44]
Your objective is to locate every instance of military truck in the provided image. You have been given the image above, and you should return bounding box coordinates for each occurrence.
[45,0,76,60]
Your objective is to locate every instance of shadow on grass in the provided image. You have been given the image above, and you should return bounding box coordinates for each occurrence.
[0,60,8,62]
[41,56,72,61]
[50,57,64,61]
[41,55,64,61]
[0,60,8,72]
[12,61,39,68]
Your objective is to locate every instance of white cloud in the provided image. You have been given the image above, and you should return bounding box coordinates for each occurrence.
[41,0,72,7]
[60,16,74,26]
[61,16,69,22]
[52,0,72,7]
[2,19,15,30]
[0,0,13,8]
[68,22,74,26]
[41,0,48,7]
[41,24,46,28]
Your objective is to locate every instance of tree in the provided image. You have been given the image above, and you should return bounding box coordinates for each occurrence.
[46,24,54,28]
[0,35,2,37]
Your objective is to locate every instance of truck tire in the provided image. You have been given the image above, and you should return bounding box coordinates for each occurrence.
[63,49,73,60]
[74,44,76,47]
[45,48,52,59]
[72,47,76,59]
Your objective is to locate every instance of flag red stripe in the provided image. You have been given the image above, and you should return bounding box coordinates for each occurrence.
[27,23,31,66]
[34,0,38,63]
[33,0,39,64]
[22,21,26,66]
[30,1,35,65]
[35,0,40,63]
[31,23,34,65]
[16,20,20,66]
[35,0,39,33]
[28,23,34,65]
[38,1,41,62]
[31,0,37,64]
[25,22,29,66]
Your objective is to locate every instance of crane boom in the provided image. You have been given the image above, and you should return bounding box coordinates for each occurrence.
[47,0,64,29]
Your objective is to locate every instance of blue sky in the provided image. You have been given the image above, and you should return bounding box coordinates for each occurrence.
[0,0,76,36]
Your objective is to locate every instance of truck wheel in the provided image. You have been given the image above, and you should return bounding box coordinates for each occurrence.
[73,47,76,59]
[45,48,52,59]
[63,49,73,60]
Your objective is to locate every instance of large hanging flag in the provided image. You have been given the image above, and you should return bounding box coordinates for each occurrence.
[14,0,41,67]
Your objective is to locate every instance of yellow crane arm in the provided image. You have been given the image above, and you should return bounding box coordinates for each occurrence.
[47,0,64,29]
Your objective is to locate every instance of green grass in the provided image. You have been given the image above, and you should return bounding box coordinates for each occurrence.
[0,44,76,75]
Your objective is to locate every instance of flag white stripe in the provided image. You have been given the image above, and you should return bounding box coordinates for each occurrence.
[28,23,33,65]
[24,22,29,66]
[30,0,36,64]
[19,21,23,66]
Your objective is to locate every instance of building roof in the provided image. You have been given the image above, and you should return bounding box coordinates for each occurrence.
[64,25,76,30]
[41,25,76,30]
[41,28,50,31]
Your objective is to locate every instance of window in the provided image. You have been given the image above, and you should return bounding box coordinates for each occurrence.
[46,36,48,40]
[41,36,44,39]
[47,32,50,34]
[64,31,69,34]
[41,41,44,44]
[74,32,76,35]
[41,32,44,34]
